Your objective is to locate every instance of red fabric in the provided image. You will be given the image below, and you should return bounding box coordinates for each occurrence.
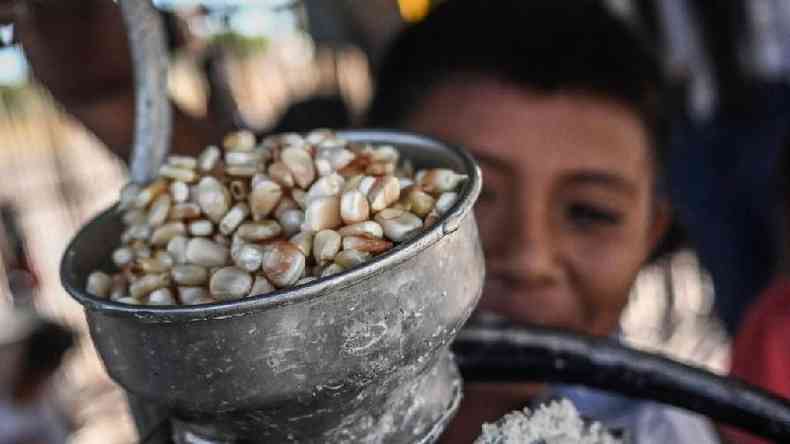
[724,278,790,444]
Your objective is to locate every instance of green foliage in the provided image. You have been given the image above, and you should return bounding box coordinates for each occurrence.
[210,32,268,59]
[0,85,28,113]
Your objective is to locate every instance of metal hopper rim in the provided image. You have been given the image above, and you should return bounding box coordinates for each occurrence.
[60,129,482,324]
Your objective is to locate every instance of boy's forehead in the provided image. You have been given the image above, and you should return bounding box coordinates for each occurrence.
[407,77,651,180]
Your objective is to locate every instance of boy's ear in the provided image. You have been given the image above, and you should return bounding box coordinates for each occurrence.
[648,199,673,257]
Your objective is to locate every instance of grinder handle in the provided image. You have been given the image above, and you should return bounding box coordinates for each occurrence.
[119,0,172,184]
[117,2,174,438]
[454,325,790,441]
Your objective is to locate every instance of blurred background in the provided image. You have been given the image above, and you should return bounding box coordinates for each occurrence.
[1,0,783,441]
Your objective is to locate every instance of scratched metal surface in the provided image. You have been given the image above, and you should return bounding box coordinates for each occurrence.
[61,130,485,442]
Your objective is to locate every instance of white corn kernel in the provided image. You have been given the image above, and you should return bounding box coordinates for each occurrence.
[122,208,146,226]
[291,189,307,209]
[435,192,459,214]
[417,169,467,194]
[112,247,134,268]
[131,242,152,259]
[306,128,334,145]
[358,176,376,196]
[251,173,269,190]
[313,230,341,265]
[147,288,176,305]
[159,164,198,183]
[129,273,171,299]
[223,130,256,151]
[151,222,186,246]
[225,150,262,166]
[171,265,209,286]
[279,132,306,148]
[169,202,202,220]
[179,287,213,305]
[210,267,253,300]
[147,194,172,227]
[277,209,304,236]
[341,174,362,191]
[268,161,295,188]
[134,179,168,208]
[249,180,283,221]
[87,271,112,299]
[188,219,214,236]
[375,208,423,242]
[303,195,342,231]
[197,177,231,223]
[198,145,221,172]
[281,146,316,189]
[342,235,393,254]
[405,188,435,218]
[315,157,332,177]
[261,241,306,288]
[315,147,354,175]
[338,221,384,238]
[122,224,152,243]
[230,233,245,255]
[137,255,172,274]
[274,196,299,217]
[289,231,313,257]
[236,221,283,241]
[219,203,250,235]
[170,181,190,203]
[225,164,258,177]
[167,236,189,264]
[232,244,264,272]
[367,176,400,212]
[306,173,345,203]
[334,249,371,268]
[185,238,229,267]
[168,155,197,169]
[157,251,174,268]
[340,190,370,224]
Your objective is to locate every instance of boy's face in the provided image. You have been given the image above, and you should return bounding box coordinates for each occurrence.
[405,76,668,337]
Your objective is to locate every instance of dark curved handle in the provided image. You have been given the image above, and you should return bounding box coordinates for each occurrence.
[119,0,172,184]
[454,325,790,441]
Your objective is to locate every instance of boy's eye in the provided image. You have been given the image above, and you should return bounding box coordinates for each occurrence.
[567,203,622,229]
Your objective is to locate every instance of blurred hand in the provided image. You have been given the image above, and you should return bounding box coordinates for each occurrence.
[8,0,223,160]
[11,0,133,107]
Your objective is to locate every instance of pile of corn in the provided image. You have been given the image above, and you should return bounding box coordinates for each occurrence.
[85,129,467,306]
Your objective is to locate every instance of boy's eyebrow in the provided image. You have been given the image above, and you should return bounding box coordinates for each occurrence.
[564,171,638,195]
[470,150,516,175]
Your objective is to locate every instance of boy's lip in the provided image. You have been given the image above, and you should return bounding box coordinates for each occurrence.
[479,276,569,323]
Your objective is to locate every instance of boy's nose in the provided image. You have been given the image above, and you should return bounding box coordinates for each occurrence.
[489,204,561,286]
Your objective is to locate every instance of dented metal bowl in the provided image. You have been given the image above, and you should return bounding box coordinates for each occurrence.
[61,130,484,443]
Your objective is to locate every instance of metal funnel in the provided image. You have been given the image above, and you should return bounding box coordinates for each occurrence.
[61,130,485,442]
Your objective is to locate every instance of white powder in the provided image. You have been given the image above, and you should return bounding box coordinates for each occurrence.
[474,399,623,444]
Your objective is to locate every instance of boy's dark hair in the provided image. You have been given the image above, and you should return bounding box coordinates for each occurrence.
[367,0,680,257]
[366,0,664,161]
